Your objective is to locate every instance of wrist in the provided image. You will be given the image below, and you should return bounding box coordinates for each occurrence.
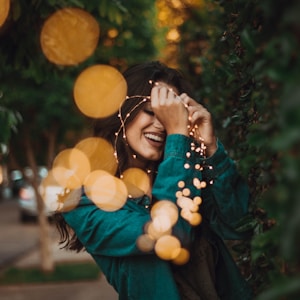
[167,127,189,136]
[205,137,217,157]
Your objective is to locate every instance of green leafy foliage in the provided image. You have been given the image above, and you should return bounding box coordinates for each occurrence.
[0,0,159,168]
[178,0,300,297]
[0,262,100,284]
[0,106,22,153]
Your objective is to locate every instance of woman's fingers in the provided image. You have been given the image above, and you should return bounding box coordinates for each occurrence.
[150,86,217,153]
[151,86,189,135]
[180,93,217,156]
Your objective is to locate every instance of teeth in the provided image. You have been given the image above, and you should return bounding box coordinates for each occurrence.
[144,133,164,142]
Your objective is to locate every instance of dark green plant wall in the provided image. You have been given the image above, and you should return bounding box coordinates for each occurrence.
[179,0,300,298]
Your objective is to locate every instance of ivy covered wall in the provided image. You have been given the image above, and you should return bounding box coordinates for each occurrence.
[178,0,300,298]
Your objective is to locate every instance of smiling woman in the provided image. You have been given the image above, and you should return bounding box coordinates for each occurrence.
[126,100,166,163]
[55,61,253,299]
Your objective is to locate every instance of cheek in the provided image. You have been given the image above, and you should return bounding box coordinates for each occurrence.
[125,129,135,147]
[126,115,146,139]
[125,124,141,149]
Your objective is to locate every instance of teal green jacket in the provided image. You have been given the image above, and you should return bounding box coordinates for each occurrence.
[63,134,252,300]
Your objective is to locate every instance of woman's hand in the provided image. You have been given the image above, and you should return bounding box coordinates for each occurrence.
[180,93,217,157]
[151,85,189,136]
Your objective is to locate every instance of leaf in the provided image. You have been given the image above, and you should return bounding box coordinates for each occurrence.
[256,276,300,300]
[251,227,280,262]
[241,28,255,54]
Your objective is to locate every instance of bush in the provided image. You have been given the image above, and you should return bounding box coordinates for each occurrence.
[178,0,300,297]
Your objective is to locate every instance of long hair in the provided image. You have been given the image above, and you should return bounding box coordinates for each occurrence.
[55,61,194,252]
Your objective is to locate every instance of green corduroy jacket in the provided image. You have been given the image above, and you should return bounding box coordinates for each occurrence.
[63,134,253,300]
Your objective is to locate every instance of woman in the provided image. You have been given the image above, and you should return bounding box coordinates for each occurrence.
[55,61,252,299]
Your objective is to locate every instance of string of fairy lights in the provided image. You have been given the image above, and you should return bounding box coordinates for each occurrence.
[2,4,215,265]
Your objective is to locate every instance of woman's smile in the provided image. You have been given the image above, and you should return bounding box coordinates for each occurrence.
[125,102,166,164]
[144,132,165,145]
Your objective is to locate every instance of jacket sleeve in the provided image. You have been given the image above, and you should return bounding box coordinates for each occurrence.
[153,134,250,240]
[63,134,199,256]
[152,134,204,246]
[200,140,250,239]
[62,134,249,258]
[63,196,151,257]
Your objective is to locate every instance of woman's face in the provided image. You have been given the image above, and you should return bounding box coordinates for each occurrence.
[125,100,166,165]
[125,82,179,167]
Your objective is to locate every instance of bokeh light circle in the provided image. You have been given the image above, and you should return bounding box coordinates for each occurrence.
[55,188,82,212]
[136,234,155,252]
[177,196,197,211]
[73,64,127,118]
[40,7,100,66]
[84,170,127,211]
[75,137,118,175]
[39,169,63,211]
[121,168,150,198]
[145,221,172,240]
[151,200,178,227]
[52,148,91,189]
[172,248,190,265]
[0,0,10,27]
[155,235,181,260]
[189,212,202,226]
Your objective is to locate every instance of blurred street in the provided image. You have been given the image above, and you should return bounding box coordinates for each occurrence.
[0,198,39,270]
[0,197,118,300]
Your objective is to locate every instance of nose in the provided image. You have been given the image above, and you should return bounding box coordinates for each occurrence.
[153,116,164,130]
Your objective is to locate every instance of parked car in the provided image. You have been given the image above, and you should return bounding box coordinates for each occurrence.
[16,166,63,222]
[10,169,25,197]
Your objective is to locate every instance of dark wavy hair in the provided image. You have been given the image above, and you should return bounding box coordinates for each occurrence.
[55,61,195,252]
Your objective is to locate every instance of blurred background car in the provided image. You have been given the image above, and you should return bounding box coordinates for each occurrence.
[15,166,62,223]
[10,169,25,197]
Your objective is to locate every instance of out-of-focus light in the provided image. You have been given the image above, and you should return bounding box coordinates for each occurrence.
[19,187,34,200]
[154,235,181,260]
[40,8,100,66]
[121,168,150,198]
[0,0,10,28]
[73,64,127,118]
[107,28,119,38]
[75,137,118,175]
[52,148,91,189]
[166,28,180,42]
[84,170,128,211]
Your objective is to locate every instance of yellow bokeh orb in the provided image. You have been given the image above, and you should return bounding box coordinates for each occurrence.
[172,248,190,265]
[136,234,155,252]
[0,0,10,28]
[145,221,172,240]
[121,168,150,198]
[84,170,127,211]
[73,64,127,118]
[155,235,181,261]
[40,7,100,66]
[75,137,118,175]
[151,200,179,227]
[52,148,91,189]
[189,212,202,226]
[56,188,82,212]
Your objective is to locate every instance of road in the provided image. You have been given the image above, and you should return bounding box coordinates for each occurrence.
[0,198,119,300]
[0,198,39,270]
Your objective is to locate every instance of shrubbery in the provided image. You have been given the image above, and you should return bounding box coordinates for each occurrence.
[179,0,300,297]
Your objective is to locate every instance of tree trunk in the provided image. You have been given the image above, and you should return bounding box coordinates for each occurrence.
[24,129,54,273]
[33,180,54,273]
[45,125,58,170]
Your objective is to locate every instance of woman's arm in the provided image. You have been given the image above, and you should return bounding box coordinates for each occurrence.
[63,133,202,256]
[200,140,250,239]
[63,196,151,256]
[153,135,250,241]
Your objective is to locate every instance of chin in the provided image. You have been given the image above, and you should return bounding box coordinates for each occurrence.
[147,152,163,161]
